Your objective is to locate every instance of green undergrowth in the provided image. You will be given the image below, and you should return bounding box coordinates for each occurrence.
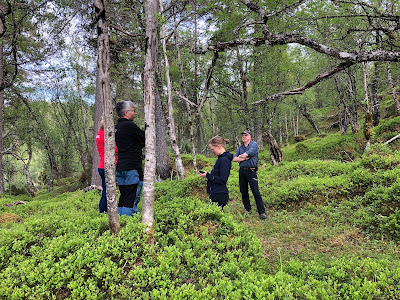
[278,131,365,162]
[2,144,400,298]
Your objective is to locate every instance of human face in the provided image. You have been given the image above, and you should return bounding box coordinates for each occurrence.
[209,144,223,156]
[125,107,135,120]
[242,133,251,145]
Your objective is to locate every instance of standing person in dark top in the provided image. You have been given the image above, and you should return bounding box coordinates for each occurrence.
[199,136,233,209]
[115,101,145,216]
[233,130,267,220]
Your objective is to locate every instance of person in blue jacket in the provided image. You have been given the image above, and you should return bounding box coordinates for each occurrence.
[199,136,233,208]
[233,130,267,220]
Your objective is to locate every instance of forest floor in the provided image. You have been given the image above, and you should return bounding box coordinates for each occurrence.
[224,194,400,273]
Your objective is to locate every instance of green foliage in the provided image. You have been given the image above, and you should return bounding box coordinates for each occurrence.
[372,116,400,144]
[282,131,365,162]
[3,132,400,298]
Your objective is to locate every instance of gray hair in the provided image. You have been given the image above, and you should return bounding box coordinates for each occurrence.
[116,101,134,118]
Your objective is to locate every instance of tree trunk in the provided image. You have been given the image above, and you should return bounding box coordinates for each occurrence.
[142,0,159,235]
[299,104,320,134]
[363,112,373,152]
[265,132,283,165]
[95,0,120,236]
[25,145,36,197]
[91,73,103,187]
[236,47,251,130]
[346,70,359,133]
[161,12,185,179]
[387,62,400,114]
[362,62,370,110]
[372,62,380,127]
[0,42,4,193]
[77,66,92,182]
[15,89,58,191]
[334,75,351,134]
[334,76,344,133]
[285,113,289,145]
[155,91,170,180]
[175,27,197,172]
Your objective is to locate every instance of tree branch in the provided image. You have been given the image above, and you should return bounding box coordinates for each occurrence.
[174,89,198,107]
[253,61,355,105]
[109,23,144,38]
[386,133,400,145]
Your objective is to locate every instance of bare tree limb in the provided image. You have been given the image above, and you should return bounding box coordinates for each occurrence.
[174,89,198,107]
[386,133,400,145]
[197,51,219,114]
[109,23,144,38]
[253,61,354,105]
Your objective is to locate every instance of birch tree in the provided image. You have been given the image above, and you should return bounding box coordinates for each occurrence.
[142,0,159,234]
[160,1,185,180]
[94,0,120,236]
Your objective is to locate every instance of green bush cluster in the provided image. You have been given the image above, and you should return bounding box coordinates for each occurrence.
[283,131,365,162]
[372,116,400,144]
[0,187,266,299]
[253,160,355,208]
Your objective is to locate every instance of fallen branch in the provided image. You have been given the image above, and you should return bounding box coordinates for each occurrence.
[3,201,26,207]
[385,133,400,144]
[368,207,386,218]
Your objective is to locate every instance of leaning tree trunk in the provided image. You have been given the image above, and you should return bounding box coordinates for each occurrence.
[161,10,185,179]
[142,0,159,235]
[265,132,283,165]
[95,0,120,236]
[299,104,320,134]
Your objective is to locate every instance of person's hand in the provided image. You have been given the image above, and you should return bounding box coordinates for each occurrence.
[239,153,249,160]
[199,171,207,178]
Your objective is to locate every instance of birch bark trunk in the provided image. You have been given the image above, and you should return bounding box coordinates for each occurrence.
[387,62,400,114]
[160,7,185,179]
[95,0,120,236]
[142,0,159,234]
[174,28,198,172]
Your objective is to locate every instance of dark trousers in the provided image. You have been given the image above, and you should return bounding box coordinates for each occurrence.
[98,168,107,213]
[118,184,138,208]
[239,168,265,214]
[210,193,229,208]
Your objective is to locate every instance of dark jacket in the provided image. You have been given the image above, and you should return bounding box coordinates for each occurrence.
[115,118,145,171]
[206,151,233,194]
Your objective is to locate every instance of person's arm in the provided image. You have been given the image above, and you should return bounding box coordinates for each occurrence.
[244,142,258,157]
[233,156,247,162]
[233,146,247,162]
[131,123,146,145]
[206,158,231,185]
[96,131,105,157]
